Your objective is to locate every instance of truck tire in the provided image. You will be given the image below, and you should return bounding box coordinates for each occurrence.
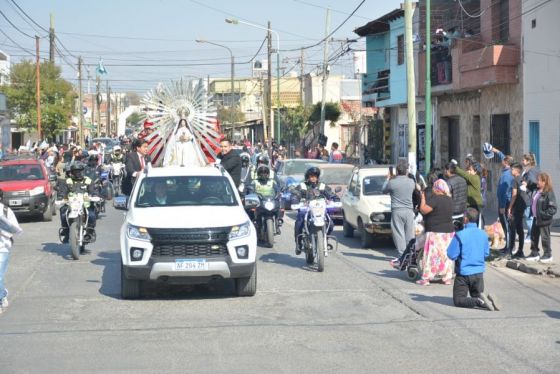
[358,219,374,248]
[121,263,141,299]
[342,216,354,237]
[42,200,53,222]
[235,264,257,297]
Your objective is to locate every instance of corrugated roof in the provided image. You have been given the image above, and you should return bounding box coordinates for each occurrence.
[354,9,404,36]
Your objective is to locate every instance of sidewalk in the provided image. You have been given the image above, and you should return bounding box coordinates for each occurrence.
[482,207,560,236]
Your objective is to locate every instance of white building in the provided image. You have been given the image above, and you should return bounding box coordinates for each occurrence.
[0,50,10,85]
[522,0,560,211]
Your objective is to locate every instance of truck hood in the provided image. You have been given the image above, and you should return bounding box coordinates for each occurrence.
[362,194,392,213]
[0,180,46,192]
[126,205,249,229]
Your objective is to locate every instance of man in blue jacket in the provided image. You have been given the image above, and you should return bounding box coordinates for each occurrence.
[447,208,500,311]
[492,146,514,254]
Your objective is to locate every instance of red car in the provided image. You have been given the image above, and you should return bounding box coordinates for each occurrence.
[0,156,57,221]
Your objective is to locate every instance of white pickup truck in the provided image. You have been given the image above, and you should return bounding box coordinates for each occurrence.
[117,165,257,299]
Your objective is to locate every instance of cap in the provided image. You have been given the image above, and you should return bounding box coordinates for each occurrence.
[482,142,494,159]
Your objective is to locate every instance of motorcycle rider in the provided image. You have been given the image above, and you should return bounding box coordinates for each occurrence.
[247,165,280,197]
[238,152,252,194]
[291,166,338,255]
[110,145,125,163]
[58,162,97,245]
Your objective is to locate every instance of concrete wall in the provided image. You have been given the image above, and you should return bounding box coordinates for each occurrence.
[436,82,523,210]
[523,0,560,215]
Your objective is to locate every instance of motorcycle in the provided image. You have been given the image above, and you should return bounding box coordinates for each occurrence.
[292,198,340,272]
[57,194,100,260]
[244,193,282,247]
[110,161,125,196]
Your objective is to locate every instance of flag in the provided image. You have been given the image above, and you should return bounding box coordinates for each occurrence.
[96,58,108,75]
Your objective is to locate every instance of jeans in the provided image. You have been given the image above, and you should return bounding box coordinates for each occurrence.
[530,224,551,257]
[509,209,525,253]
[524,207,534,238]
[453,273,484,308]
[499,207,511,251]
[0,251,10,299]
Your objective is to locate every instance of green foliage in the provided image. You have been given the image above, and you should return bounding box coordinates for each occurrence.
[217,106,245,124]
[127,112,145,126]
[309,102,341,123]
[283,105,312,140]
[1,60,74,140]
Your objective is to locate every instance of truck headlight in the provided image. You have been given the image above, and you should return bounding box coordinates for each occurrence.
[229,221,251,240]
[29,186,45,196]
[127,225,151,241]
[370,213,386,222]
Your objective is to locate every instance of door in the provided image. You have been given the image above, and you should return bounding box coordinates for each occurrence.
[343,171,359,226]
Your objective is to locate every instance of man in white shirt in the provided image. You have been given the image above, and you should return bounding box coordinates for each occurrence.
[0,188,23,314]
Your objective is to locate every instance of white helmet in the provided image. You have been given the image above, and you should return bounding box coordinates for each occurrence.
[113,145,121,152]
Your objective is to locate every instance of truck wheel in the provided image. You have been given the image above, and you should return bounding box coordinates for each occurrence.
[342,216,354,237]
[235,264,257,297]
[42,200,53,221]
[358,219,374,248]
[121,262,141,299]
[69,222,80,260]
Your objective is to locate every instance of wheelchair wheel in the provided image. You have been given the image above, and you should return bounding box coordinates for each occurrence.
[406,266,419,280]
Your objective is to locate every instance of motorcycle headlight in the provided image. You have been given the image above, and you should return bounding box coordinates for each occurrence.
[127,225,151,241]
[310,200,324,216]
[264,201,275,211]
[229,221,251,240]
[29,186,45,196]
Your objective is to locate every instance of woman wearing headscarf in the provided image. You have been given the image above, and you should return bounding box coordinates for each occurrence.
[417,179,455,286]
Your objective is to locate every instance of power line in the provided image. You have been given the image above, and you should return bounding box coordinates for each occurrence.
[0,28,34,55]
[0,9,34,38]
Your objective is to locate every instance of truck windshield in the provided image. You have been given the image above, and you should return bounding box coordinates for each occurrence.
[0,164,44,181]
[135,175,238,207]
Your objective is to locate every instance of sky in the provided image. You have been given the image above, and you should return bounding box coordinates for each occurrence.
[1,0,403,95]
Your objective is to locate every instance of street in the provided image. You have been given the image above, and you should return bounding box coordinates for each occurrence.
[0,206,559,374]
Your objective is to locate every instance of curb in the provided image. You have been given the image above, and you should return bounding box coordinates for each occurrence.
[492,258,560,277]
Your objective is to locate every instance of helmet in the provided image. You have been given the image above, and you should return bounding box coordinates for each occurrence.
[256,154,269,166]
[113,145,121,153]
[88,153,99,167]
[256,165,270,182]
[240,152,250,167]
[305,167,321,181]
[70,162,85,180]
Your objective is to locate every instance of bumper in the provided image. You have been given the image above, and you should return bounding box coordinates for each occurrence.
[4,193,51,215]
[123,256,255,283]
[365,222,392,235]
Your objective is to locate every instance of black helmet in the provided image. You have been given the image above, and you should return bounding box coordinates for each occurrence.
[304,166,321,181]
[256,165,270,182]
[70,162,85,180]
[240,152,250,167]
[256,154,269,166]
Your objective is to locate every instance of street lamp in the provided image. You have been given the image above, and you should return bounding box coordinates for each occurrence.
[196,39,235,131]
[225,18,281,144]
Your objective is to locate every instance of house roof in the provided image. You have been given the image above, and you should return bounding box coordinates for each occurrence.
[354,9,404,36]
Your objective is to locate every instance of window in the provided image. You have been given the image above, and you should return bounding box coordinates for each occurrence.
[531,19,537,29]
[490,114,510,162]
[497,0,509,42]
[397,34,404,65]
[529,121,540,164]
[348,173,359,195]
[363,176,386,196]
[447,117,460,162]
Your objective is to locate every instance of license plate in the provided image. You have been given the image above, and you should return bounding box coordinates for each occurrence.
[174,259,208,271]
[9,199,22,206]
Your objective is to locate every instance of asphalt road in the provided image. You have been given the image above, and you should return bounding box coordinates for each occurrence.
[0,205,559,373]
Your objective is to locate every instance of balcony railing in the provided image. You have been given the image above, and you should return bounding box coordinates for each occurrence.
[431,45,452,86]
[362,69,390,101]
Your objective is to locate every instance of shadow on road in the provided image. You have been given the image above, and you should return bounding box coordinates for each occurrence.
[91,251,121,299]
[341,251,392,262]
[370,268,412,283]
[409,293,454,307]
[542,310,560,319]
[41,242,73,261]
[259,252,317,272]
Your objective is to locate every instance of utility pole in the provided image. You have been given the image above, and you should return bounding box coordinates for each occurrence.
[319,8,331,137]
[404,0,417,173]
[266,22,272,143]
[96,76,101,138]
[299,48,304,105]
[106,81,111,136]
[425,0,432,174]
[49,14,55,63]
[35,35,41,140]
[78,57,84,147]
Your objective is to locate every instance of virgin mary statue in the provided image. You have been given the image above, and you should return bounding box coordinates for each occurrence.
[162,118,207,167]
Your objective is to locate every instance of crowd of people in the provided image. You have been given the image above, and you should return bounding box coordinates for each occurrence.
[384,142,556,311]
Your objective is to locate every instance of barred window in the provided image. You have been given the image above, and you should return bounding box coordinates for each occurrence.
[490,114,510,162]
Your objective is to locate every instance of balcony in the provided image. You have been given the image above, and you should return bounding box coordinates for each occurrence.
[362,69,390,102]
[431,46,452,86]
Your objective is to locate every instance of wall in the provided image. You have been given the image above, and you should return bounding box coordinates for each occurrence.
[523,0,560,218]
[377,16,407,107]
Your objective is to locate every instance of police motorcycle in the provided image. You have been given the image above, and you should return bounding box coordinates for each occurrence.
[291,191,340,272]
[109,145,125,196]
[59,193,100,260]
[84,154,113,215]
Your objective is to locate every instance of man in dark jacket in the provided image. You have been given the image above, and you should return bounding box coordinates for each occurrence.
[217,138,242,188]
[123,139,148,196]
[445,162,468,217]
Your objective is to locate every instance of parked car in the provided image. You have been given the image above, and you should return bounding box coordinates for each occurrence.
[341,165,393,248]
[275,158,326,209]
[0,156,57,221]
[317,163,354,222]
[117,164,258,299]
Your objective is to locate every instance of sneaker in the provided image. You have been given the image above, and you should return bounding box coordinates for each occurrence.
[524,238,532,244]
[539,254,553,263]
[512,251,525,259]
[487,293,501,311]
[525,252,540,262]
[416,279,430,286]
[390,258,400,269]
[477,294,495,311]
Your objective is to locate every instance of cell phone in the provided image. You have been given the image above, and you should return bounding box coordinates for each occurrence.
[389,166,394,176]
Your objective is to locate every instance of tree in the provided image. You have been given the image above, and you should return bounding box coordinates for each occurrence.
[283,105,312,141]
[1,60,74,140]
[309,102,341,124]
[217,106,245,125]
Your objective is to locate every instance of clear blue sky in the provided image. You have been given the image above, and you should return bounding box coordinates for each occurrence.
[1,0,403,94]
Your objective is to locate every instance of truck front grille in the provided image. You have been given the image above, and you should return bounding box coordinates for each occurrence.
[152,243,228,257]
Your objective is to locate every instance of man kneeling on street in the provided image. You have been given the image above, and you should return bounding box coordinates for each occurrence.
[446,208,500,311]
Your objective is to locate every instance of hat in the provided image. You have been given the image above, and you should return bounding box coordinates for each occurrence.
[482,142,494,159]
